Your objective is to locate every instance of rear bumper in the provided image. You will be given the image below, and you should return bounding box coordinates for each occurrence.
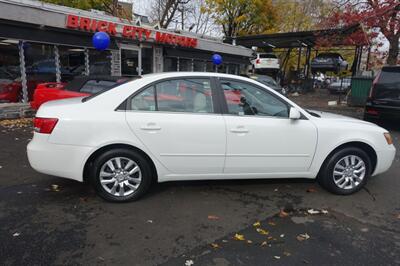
[364,106,400,121]
[373,146,396,176]
[27,133,92,182]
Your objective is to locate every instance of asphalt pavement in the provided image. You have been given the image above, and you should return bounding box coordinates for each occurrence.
[0,117,399,266]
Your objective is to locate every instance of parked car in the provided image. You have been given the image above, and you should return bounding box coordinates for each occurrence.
[251,53,280,70]
[327,78,351,94]
[27,72,395,202]
[0,70,50,103]
[364,66,400,122]
[30,76,130,110]
[248,74,286,94]
[311,53,348,74]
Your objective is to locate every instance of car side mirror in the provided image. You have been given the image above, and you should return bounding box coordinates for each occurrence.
[289,107,301,120]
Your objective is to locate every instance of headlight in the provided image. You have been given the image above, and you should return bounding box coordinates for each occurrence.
[384,132,393,145]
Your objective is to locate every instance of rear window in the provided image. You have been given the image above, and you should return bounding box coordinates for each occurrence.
[259,54,277,59]
[82,78,134,102]
[80,80,118,94]
[378,67,400,89]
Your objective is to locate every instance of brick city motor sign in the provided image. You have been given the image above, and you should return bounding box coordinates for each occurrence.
[66,15,198,48]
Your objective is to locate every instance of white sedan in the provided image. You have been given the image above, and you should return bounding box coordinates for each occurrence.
[27,72,396,202]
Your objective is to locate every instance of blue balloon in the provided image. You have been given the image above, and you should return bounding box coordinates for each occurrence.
[92,32,110,51]
[212,54,223,65]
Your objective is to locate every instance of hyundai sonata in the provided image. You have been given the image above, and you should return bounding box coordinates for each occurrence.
[27,72,396,202]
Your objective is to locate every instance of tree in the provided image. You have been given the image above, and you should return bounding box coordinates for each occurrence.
[321,0,400,65]
[204,0,277,37]
[271,0,333,33]
[150,0,190,29]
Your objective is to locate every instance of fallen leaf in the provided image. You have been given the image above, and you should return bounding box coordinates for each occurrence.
[260,241,267,246]
[234,233,245,241]
[296,233,310,241]
[13,232,20,237]
[321,210,329,214]
[210,243,220,249]
[274,256,281,259]
[79,197,88,202]
[246,240,253,244]
[256,228,269,235]
[17,191,22,194]
[306,187,317,193]
[146,220,153,223]
[283,251,291,257]
[268,221,276,226]
[280,234,285,238]
[0,165,2,169]
[279,209,289,218]
[253,221,261,227]
[222,239,228,243]
[396,214,400,219]
[267,236,273,240]
[207,215,219,220]
[274,188,278,192]
[307,209,320,215]
[185,260,194,266]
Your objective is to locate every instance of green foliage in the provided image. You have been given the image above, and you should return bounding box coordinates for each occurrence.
[204,0,277,37]
[41,0,112,11]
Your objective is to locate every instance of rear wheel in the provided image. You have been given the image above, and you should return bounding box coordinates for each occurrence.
[318,147,371,195]
[90,148,153,202]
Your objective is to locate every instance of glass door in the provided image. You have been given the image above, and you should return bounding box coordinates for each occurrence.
[121,47,139,76]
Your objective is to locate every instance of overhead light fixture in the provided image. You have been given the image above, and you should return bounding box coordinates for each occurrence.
[68,48,85,52]
[2,39,19,44]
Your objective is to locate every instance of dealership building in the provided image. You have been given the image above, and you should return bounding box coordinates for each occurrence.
[0,0,253,103]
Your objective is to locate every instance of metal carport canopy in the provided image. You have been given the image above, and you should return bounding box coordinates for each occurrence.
[225,24,363,49]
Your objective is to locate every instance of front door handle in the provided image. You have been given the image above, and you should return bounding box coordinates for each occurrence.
[230,126,249,134]
[140,123,161,131]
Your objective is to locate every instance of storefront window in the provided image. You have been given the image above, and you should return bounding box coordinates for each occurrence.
[58,46,86,82]
[206,61,214,72]
[179,58,192,71]
[0,39,21,103]
[227,64,239,75]
[217,64,227,73]
[121,49,139,76]
[164,57,178,72]
[142,47,153,74]
[193,60,205,72]
[24,42,56,101]
[89,49,111,75]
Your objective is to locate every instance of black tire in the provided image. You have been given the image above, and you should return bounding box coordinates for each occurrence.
[318,147,371,195]
[90,148,153,202]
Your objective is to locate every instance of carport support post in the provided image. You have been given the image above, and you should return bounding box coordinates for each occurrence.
[54,45,61,83]
[297,47,302,72]
[18,41,28,103]
[304,46,311,79]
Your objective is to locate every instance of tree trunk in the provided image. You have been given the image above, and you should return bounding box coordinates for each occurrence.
[387,35,399,65]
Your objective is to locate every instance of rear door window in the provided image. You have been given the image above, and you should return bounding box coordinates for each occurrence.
[375,67,400,99]
[259,54,277,59]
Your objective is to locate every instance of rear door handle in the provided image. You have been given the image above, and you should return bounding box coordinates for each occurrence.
[140,123,161,131]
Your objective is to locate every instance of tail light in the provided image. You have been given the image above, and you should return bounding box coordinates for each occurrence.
[33,117,58,134]
[256,59,260,64]
[365,107,379,115]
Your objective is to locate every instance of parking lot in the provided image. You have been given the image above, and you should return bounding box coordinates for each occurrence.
[1,100,400,265]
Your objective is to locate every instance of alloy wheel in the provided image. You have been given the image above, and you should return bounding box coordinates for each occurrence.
[332,155,366,190]
[99,157,142,197]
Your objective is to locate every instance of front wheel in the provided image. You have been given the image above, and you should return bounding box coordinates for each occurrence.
[90,148,153,202]
[318,147,371,195]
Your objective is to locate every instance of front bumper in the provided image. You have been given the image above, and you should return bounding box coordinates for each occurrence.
[373,146,396,176]
[27,133,92,182]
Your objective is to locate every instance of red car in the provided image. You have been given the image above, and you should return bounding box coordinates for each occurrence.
[31,76,130,110]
